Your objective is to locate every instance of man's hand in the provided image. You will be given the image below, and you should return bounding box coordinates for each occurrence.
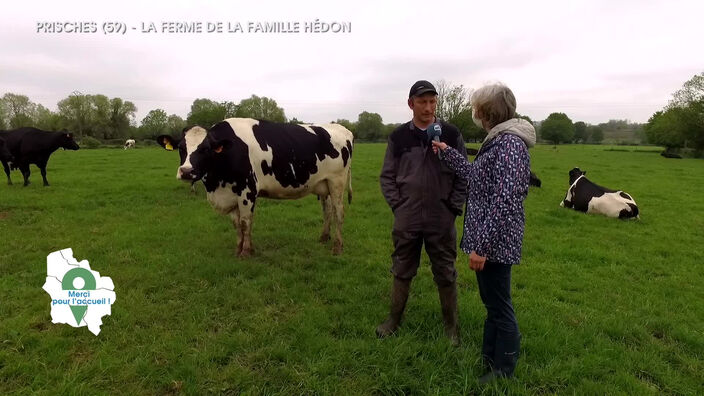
[469,251,486,272]
[431,140,448,154]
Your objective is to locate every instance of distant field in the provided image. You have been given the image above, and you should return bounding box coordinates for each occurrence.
[1,144,703,395]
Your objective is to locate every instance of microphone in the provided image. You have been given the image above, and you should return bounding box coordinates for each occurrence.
[426,122,443,159]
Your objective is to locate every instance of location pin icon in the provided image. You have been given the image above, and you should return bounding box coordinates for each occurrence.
[61,268,97,326]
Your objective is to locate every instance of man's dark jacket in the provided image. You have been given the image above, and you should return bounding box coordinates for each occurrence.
[380,120,468,231]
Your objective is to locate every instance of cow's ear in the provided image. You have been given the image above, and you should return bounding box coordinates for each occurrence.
[157,135,176,151]
[212,139,233,154]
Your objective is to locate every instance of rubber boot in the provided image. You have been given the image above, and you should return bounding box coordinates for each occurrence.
[481,319,498,371]
[479,333,521,384]
[438,282,460,346]
[376,277,411,338]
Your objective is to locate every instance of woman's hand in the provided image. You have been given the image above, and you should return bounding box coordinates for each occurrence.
[431,140,447,154]
[469,251,486,272]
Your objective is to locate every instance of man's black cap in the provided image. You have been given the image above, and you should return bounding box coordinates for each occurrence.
[409,80,438,98]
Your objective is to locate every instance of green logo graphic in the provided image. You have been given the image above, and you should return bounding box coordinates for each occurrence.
[61,268,97,325]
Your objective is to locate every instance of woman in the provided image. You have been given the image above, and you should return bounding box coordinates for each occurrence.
[431,82,535,383]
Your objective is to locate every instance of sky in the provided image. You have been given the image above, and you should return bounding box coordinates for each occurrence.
[1,0,702,125]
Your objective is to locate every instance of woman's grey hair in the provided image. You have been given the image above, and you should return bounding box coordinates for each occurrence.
[470,83,517,129]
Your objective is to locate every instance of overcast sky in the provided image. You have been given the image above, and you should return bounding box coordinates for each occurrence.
[1,0,702,125]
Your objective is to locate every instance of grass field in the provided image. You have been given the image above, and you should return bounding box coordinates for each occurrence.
[1,143,703,395]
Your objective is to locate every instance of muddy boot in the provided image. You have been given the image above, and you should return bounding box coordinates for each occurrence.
[438,282,460,346]
[479,333,521,384]
[376,277,411,338]
[481,319,498,371]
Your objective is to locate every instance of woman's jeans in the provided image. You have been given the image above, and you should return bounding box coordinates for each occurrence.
[476,261,521,375]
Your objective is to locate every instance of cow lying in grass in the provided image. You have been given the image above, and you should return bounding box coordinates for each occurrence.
[560,167,639,219]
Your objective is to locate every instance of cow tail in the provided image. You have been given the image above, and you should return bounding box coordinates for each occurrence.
[347,168,353,204]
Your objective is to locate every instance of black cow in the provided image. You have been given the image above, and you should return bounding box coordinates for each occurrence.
[0,137,13,165]
[560,167,639,219]
[0,127,80,186]
[660,151,682,159]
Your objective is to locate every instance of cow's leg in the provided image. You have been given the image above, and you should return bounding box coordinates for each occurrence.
[20,163,31,186]
[238,201,255,257]
[190,181,196,194]
[229,206,244,256]
[319,195,332,243]
[39,165,50,186]
[1,161,11,185]
[328,179,346,255]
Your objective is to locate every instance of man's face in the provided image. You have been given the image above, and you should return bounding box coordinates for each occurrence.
[408,94,437,124]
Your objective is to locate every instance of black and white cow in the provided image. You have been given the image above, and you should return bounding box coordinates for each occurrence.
[124,139,136,150]
[0,127,80,186]
[560,167,639,219]
[158,118,354,257]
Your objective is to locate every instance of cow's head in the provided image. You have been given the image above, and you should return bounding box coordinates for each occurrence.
[0,137,14,163]
[569,167,586,184]
[59,131,80,150]
[187,134,234,182]
[157,126,207,181]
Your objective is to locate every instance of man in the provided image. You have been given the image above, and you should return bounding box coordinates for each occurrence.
[377,80,468,345]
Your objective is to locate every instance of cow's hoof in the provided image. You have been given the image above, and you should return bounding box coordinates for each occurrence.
[43,183,50,187]
[319,233,330,243]
[332,241,343,255]
[238,249,253,258]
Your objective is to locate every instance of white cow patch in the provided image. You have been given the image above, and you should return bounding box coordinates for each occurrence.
[588,192,638,218]
[179,126,208,179]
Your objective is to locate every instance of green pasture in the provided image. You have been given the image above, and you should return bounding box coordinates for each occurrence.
[0,144,703,395]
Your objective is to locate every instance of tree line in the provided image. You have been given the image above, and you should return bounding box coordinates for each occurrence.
[644,72,704,153]
[0,92,290,141]
[4,73,701,149]
[0,89,634,145]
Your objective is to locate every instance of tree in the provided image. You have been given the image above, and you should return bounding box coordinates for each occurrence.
[55,92,135,139]
[668,72,704,109]
[645,72,704,151]
[334,119,356,133]
[34,104,63,131]
[107,97,137,139]
[57,92,93,137]
[589,126,604,144]
[140,109,169,138]
[167,114,187,134]
[540,113,575,144]
[0,98,7,129]
[187,98,235,128]
[1,93,36,128]
[434,80,482,142]
[516,113,534,125]
[235,95,286,122]
[383,123,400,140]
[356,111,384,141]
[574,121,589,143]
[289,117,305,124]
[435,80,470,122]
